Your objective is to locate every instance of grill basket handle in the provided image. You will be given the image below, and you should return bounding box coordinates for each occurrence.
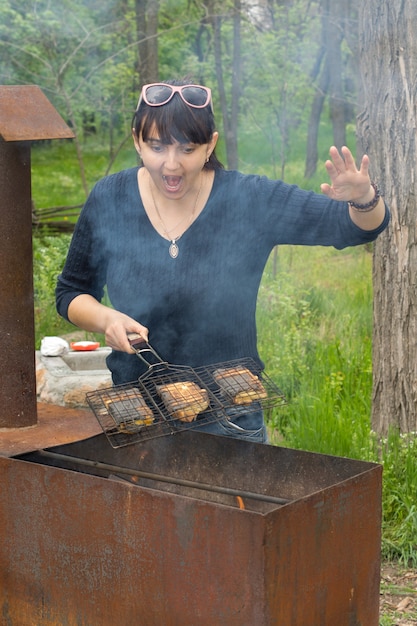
[127,333,167,370]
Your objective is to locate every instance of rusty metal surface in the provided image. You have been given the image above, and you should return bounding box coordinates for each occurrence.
[0,88,73,429]
[0,140,37,428]
[0,403,102,457]
[264,469,382,624]
[47,430,379,501]
[0,86,74,141]
[0,433,382,625]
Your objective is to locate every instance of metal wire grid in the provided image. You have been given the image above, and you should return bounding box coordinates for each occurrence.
[86,358,286,448]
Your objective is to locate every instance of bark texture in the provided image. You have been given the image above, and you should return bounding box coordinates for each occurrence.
[135,0,160,85]
[209,0,241,169]
[357,1,417,433]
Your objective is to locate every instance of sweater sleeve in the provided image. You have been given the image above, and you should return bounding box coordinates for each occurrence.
[55,184,108,322]
[236,173,390,249]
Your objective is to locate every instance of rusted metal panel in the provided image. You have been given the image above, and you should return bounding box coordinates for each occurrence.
[0,139,37,428]
[0,404,102,457]
[0,433,382,625]
[0,86,73,429]
[0,454,266,626]
[264,470,382,624]
[0,86,74,141]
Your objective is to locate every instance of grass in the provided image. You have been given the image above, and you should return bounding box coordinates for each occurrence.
[257,245,417,567]
[259,245,374,451]
[31,136,138,209]
[31,139,417,570]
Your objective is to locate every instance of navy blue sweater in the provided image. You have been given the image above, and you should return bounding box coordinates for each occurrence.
[56,167,389,384]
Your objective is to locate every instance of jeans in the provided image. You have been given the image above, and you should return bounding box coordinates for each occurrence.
[184,405,267,443]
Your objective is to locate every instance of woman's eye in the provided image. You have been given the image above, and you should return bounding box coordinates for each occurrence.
[182,146,195,154]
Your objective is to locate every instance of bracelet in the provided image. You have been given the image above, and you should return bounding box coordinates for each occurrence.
[349,182,381,212]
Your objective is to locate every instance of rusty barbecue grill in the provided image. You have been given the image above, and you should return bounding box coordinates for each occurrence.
[9,431,383,625]
[86,336,286,448]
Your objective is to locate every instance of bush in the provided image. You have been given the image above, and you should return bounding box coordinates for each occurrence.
[33,232,74,346]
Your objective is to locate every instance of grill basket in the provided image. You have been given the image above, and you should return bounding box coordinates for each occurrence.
[86,338,286,448]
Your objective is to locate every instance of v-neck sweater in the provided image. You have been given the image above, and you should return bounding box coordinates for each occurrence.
[56,167,389,385]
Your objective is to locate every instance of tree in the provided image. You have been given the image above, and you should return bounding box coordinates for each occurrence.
[304,0,354,178]
[0,0,139,195]
[241,0,316,178]
[205,0,241,169]
[135,0,160,85]
[357,0,417,433]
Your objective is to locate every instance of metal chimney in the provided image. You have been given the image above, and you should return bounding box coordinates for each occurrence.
[0,85,74,429]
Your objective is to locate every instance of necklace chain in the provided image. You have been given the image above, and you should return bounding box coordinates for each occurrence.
[150,177,203,259]
[154,205,191,236]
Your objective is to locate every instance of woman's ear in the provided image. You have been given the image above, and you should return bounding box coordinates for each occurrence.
[207,131,219,160]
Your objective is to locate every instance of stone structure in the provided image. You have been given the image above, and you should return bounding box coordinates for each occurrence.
[36,348,112,408]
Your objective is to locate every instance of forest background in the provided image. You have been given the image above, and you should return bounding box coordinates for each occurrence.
[1,0,416,613]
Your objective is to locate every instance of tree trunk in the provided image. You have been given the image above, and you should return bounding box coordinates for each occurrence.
[209,0,241,169]
[357,1,417,433]
[305,0,348,177]
[135,0,160,85]
[305,59,329,178]
[228,0,241,170]
[327,0,346,149]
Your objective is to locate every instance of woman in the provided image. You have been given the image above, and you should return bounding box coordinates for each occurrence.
[56,80,390,442]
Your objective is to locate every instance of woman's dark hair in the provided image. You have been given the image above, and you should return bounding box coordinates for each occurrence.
[132,79,224,171]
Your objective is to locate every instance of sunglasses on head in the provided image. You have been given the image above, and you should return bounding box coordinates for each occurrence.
[138,83,213,111]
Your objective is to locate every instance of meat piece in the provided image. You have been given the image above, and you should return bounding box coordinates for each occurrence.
[156,381,209,422]
[105,388,154,431]
[213,366,267,405]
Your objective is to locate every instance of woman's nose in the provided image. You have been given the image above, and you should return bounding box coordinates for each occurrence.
[164,147,180,169]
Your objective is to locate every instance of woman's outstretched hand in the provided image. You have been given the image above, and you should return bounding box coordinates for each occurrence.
[320,146,374,205]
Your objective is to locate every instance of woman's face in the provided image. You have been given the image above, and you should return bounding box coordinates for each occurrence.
[133,124,218,201]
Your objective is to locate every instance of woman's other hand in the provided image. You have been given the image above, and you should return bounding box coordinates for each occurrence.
[103,312,149,353]
[67,294,149,354]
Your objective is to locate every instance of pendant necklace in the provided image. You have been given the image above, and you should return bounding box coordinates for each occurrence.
[150,176,203,259]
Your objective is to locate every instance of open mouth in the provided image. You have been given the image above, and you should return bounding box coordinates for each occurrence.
[163,175,182,192]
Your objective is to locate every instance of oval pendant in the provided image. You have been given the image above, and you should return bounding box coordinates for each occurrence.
[169,241,179,258]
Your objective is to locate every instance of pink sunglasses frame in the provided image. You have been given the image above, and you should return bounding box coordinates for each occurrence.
[137,83,213,111]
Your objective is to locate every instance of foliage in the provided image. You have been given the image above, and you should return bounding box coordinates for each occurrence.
[257,245,417,567]
[158,0,208,81]
[31,139,137,209]
[0,0,338,191]
[379,431,417,566]
[241,2,320,177]
[259,245,374,453]
[0,0,140,196]
[0,0,133,113]
[33,232,75,343]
